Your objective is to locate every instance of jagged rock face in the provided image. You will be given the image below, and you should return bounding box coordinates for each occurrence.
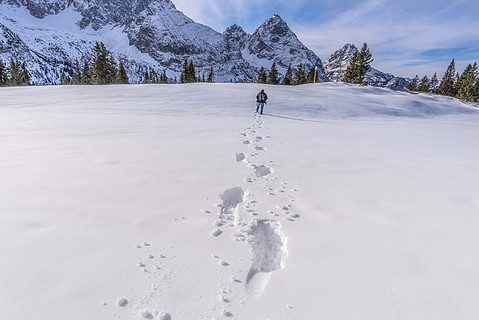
[323,43,408,88]
[222,24,249,52]
[245,14,324,79]
[365,67,394,85]
[323,43,357,82]
[123,0,222,68]
[385,77,411,89]
[1,0,71,18]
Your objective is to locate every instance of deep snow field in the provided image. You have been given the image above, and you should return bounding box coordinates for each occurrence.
[1,83,479,320]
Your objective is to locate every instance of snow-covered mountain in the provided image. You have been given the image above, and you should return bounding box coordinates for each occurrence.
[323,43,409,88]
[323,43,357,82]
[0,0,325,84]
[243,15,324,77]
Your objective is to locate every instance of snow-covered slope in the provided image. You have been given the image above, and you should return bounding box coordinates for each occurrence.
[0,1,324,84]
[1,83,478,320]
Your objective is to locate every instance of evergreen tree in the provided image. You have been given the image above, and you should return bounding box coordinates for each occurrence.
[206,66,214,83]
[20,62,31,85]
[7,58,22,86]
[89,41,117,85]
[343,43,373,84]
[306,66,316,83]
[257,67,267,84]
[186,60,196,83]
[343,51,361,84]
[108,55,118,83]
[429,73,438,93]
[282,64,292,85]
[116,61,129,84]
[81,60,91,84]
[59,71,69,85]
[69,61,81,85]
[150,69,159,84]
[266,61,279,84]
[457,63,478,102]
[472,77,479,102]
[0,60,7,86]
[293,63,306,85]
[417,75,430,92]
[408,75,419,91]
[159,70,168,84]
[437,59,456,96]
[358,43,373,83]
[180,59,196,83]
[143,70,150,84]
[179,59,188,83]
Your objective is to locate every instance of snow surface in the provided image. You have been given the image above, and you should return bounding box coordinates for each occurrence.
[1,83,479,319]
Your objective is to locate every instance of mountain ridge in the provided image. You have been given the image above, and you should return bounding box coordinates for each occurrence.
[0,0,405,87]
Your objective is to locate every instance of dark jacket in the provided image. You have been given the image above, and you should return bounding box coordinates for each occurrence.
[256,91,268,103]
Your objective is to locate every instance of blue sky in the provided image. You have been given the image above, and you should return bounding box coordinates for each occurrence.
[172,0,479,78]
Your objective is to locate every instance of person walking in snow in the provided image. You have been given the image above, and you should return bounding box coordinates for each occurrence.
[256,89,268,115]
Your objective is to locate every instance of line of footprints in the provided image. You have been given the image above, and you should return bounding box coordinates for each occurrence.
[208,115,301,318]
[115,115,300,320]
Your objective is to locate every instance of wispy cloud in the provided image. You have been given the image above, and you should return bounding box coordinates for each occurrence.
[292,0,479,77]
[172,0,270,32]
[171,0,479,77]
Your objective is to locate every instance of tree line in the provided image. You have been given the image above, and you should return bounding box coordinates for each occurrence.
[59,41,129,85]
[3,39,478,104]
[0,58,31,86]
[408,59,479,102]
[256,61,320,85]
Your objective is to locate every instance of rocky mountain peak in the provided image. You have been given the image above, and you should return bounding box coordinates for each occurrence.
[323,43,358,81]
[223,24,247,36]
[221,24,249,52]
[256,14,292,39]
[323,43,405,88]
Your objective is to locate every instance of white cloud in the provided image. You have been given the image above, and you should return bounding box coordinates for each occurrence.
[292,1,479,77]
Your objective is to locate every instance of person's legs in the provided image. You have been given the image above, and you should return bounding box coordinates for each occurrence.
[259,102,264,114]
[256,102,260,113]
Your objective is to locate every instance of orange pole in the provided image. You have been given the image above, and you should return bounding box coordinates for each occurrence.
[324,66,327,82]
[313,66,318,83]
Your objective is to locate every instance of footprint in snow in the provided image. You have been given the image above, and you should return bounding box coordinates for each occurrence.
[219,187,244,213]
[139,310,154,319]
[253,165,271,177]
[222,309,233,317]
[211,229,222,237]
[157,311,172,320]
[117,297,129,307]
[235,152,245,162]
[219,260,229,266]
[245,219,287,298]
